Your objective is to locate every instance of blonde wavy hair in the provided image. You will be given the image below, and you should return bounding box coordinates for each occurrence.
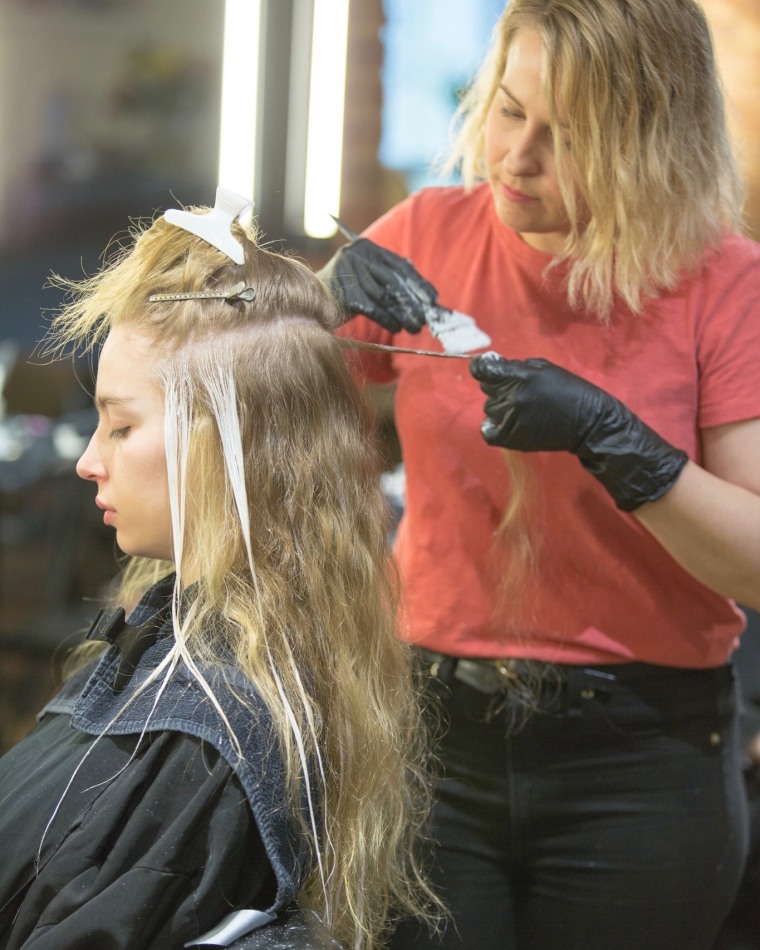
[447,0,744,318]
[46,212,438,948]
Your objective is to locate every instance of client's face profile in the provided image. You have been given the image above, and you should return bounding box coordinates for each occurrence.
[76,326,172,562]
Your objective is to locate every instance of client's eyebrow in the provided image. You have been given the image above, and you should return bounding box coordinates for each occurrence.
[94,394,136,412]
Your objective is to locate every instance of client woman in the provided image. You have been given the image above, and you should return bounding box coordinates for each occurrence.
[0,189,435,950]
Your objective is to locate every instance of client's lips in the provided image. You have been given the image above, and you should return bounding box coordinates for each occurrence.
[95,497,116,525]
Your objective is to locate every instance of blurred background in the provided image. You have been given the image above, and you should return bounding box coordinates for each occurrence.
[0,0,759,753]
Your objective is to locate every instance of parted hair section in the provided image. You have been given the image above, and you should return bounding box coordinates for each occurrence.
[46,212,439,948]
[47,213,343,352]
[448,0,743,317]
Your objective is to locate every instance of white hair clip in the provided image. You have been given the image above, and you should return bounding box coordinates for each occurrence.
[148,281,256,304]
[163,186,254,265]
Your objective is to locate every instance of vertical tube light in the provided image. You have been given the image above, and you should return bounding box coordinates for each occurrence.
[303,0,350,238]
[218,0,262,200]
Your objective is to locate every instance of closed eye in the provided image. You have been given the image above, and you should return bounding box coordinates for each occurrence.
[499,105,523,120]
[109,426,131,440]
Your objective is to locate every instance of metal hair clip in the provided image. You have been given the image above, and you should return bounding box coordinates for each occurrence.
[148,281,256,304]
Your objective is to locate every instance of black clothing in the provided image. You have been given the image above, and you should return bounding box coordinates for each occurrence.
[392,655,747,950]
[0,576,309,948]
[0,714,274,949]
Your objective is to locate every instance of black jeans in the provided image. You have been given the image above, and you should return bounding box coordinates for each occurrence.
[393,659,748,950]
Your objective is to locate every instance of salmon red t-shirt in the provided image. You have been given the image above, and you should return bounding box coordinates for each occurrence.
[339,184,760,668]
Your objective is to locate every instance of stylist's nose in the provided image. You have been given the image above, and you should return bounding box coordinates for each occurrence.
[76,433,105,482]
[504,126,541,177]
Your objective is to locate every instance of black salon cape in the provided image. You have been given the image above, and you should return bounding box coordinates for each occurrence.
[0,711,276,949]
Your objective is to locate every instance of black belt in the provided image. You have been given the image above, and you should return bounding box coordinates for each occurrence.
[414,646,730,698]
[414,647,550,696]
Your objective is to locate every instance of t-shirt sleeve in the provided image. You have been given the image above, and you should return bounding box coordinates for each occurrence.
[5,731,276,950]
[696,235,760,428]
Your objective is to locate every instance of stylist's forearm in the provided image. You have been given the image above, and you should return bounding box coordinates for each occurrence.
[633,461,760,610]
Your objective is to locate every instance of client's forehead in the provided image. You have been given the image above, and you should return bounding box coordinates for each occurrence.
[96,327,164,409]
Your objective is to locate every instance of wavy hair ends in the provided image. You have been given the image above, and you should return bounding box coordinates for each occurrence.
[163,319,438,946]
[47,212,439,947]
[448,0,743,318]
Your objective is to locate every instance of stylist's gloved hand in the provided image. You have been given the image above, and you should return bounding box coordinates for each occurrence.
[317,238,438,333]
[470,352,688,511]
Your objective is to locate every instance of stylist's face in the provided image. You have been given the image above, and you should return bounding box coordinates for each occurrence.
[485,28,570,254]
[76,327,172,562]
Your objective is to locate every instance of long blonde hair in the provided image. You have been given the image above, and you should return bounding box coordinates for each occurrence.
[47,212,438,947]
[448,0,744,317]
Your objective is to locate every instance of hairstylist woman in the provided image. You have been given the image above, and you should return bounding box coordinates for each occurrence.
[320,1,760,947]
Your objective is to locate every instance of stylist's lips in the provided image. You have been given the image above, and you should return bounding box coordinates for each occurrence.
[502,183,536,204]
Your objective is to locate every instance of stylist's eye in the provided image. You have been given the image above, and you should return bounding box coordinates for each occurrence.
[500,106,522,120]
[109,427,131,440]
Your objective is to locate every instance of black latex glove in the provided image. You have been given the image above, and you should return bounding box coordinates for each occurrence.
[317,237,438,333]
[470,352,688,512]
